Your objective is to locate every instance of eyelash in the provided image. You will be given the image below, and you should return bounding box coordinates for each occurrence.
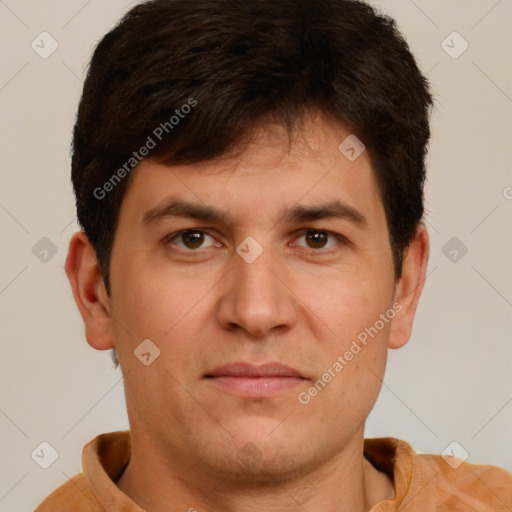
[163,228,349,255]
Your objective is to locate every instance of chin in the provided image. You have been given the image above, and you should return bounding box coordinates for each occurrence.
[198,424,318,484]
[200,447,308,486]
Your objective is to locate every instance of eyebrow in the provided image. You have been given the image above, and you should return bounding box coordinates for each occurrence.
[142,199,368,228]
[281,201,367,227]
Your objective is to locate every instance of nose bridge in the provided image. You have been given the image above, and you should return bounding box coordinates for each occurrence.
[237,250,279,303]
[216,242,297,337]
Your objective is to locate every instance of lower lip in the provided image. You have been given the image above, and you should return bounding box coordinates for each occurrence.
[205,376,305,398]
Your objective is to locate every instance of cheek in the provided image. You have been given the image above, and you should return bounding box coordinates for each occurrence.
[304,285,391,421]
[110,258,177,343]
[303,270,393,395]
[112,259,222,353]
[306,269,393,343]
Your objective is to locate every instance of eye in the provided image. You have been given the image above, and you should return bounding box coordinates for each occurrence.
[292,229,344,251]
[166,229,221,251]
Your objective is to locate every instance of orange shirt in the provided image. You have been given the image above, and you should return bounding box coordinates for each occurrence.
[35,430,512,511]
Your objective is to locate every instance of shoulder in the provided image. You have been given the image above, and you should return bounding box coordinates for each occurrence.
[35,472,102,512]
[413,451,512,510]
[35,430,132,511]
[365,438,512,511]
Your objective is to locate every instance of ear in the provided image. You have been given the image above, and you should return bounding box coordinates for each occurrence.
[64,231,114,351]
[388,222,429,349]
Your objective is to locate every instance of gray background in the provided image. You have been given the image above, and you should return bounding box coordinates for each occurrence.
[1,0,511,510]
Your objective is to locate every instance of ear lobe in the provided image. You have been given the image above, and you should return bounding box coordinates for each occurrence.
[388,223,430,350]
[64,231,115,351]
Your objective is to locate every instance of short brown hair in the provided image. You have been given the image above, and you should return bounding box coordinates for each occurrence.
[71,0,433,295]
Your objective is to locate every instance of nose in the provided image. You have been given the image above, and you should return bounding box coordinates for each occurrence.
[216,246,298,338]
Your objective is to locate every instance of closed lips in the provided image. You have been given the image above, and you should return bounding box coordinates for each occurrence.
[205,362,306,378]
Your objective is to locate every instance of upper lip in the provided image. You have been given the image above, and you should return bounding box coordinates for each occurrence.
[205,362,305,378]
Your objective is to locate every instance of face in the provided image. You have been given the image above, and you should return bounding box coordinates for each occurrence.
[105,115,400,483]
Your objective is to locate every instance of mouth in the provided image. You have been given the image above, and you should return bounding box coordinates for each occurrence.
[204,362,307,398]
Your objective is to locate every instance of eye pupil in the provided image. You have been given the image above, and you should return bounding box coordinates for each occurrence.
[306,230,328,249]
[176,230,333,251]
[182,230,204,249]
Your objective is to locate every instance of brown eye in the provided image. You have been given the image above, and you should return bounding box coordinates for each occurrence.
[180,230,206,249]
[305,230,329,249]
[292,229,344,252]
[165,229,224,254]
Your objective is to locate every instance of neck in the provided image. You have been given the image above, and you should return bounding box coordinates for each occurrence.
[116,426,394,512]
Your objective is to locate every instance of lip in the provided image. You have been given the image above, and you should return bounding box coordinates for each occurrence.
[204,362,307,398]
[206,362,304,378]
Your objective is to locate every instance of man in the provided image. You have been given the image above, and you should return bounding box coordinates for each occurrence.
[36,0,512,510]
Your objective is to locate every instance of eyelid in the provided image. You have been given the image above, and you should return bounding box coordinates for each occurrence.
[290,228,349,251]
[163,227,350,253]
[164,228,222,251]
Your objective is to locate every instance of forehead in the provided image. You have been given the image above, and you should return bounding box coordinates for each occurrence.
[119,115,385,230]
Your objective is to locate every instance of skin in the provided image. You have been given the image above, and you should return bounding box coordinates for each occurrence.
[66,113,429,512]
